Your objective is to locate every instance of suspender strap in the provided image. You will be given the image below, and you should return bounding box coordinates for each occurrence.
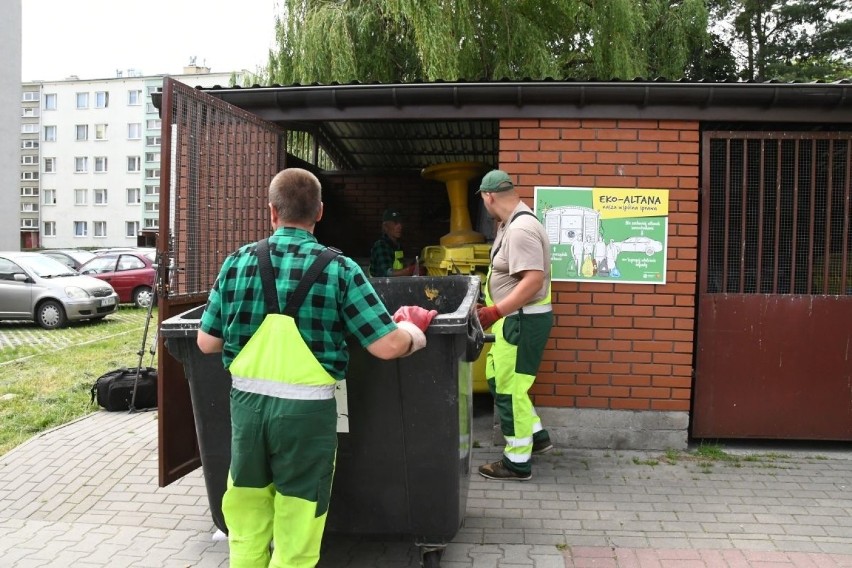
[255,238,341,316]
[491,210,538,261]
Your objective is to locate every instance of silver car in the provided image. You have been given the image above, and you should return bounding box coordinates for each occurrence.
[0,251,119,329]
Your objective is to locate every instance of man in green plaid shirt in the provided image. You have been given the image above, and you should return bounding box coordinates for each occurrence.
[197,168,436,568]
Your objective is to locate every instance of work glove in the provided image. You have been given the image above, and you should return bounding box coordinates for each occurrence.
[392,305,438,356]
[476,304,502,330]
[398,264,416,276]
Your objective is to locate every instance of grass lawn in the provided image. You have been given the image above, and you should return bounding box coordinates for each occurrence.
[0,306,156,456]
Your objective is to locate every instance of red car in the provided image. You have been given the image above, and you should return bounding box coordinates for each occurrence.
[78,251,156,308]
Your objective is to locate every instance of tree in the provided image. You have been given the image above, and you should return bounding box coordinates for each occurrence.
[263,0,710,85]
[710,0,852,81]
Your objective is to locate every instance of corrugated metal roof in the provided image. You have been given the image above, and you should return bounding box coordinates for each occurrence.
[178,78,852,171]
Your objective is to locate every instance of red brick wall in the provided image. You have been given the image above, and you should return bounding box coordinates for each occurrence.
[499,119,699,413]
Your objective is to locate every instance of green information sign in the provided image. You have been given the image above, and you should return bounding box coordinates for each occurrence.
[534,187,669,285]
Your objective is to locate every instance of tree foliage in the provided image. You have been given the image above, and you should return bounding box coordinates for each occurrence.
[263,0,710,84]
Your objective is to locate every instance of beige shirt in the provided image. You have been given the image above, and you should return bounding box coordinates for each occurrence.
[487,202,552,306]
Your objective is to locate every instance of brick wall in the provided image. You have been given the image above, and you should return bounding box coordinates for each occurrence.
[499,119,699,413]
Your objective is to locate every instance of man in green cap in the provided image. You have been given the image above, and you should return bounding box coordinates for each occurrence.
[368,208,421,277]
[476,169,554,481]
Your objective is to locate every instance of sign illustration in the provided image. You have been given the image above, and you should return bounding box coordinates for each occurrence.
[534,187,669,284]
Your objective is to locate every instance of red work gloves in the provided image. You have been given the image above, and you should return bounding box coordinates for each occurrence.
[392,305,438,356]
[476,304,502,330]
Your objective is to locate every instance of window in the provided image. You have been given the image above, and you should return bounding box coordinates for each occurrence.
[21,155,38,165]
[75,124,88,141]
[126,221,140,238]
[44,93,57,110]
[144,184,159,196]
[146,135,161,146]
[44,221,56,237]
[44,125,56,141]
[146,118,161,129]
[22,107,39,117]
[21,202,39,212]
[94,221,107,237]
[144,201,159,213]
[21,139,39,149]
[127,123,141,139]
[74,221,88,237]
[20,187,39,197]
[128,90,142,105]
[21,123,38,134]
[95,123,108,140]
[21,171,39,181]
[145,168,160,179]
[145,152,160,163]
[94,188,108,205]
[22,91,38,102]
[43,157,55,173]
[76,92,89,109]
[43,189,56,205]
[95,91,109,108]
[126,187,141,204]
[147,86,159,95]
[94,157,108,173]
[74,189,87,205]
[21,218,38,229]
[146,102,157,113]
[127,156,141,172]
[144,218,159,229]
[74,157,88,173]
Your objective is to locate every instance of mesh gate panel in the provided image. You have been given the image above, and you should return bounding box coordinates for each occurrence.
[706,133,852,295]
[160,78,285,300]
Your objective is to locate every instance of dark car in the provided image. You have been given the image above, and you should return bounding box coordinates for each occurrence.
[39,249,97,271]
[0,251,119,329]
[78,251,156,308]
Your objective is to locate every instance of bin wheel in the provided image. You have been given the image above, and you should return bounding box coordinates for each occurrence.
[420,547,443,568]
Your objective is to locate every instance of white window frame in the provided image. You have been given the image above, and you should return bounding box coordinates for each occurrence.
[127,122,141,140]
[44,125,56,141]
[76,92,89,109]
[125,221,140,238]
[128,90,142,105]
[95,123,108,140]
[146,135,161,146]
[127,156,141,172]
[144,218,159,229]
[20,186,39,197]
[22,91,39,102]
[73,221,88,237]
[146,118,161,130]
[43,189,56,205]
[144,201,159,213]
[21,155,38,165]
[126,187,141,205]
[75,124,88,141]
[145,152,160,163]
[21,139,39,149]
[22,107,39,118]
[94,157,108,173]
[44,93,57,110]
[94,91,109,108]
[145,168,160,179]
[21,123,38,134]
[74,188,88,205]
[21,218,38,229]
[21,171,39,181]
[43,157,55,173]
[94,188,108,205]
[21,202,39,213]
[144,184,160,196]
[93,221,107,237]
[74,157,88,173]
[43,221,56,237]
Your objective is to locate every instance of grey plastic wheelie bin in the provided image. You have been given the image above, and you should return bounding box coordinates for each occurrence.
[161,275,484,568]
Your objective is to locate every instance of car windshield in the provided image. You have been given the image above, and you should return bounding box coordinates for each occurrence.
[19,255,78,278]
[66,250,96,264]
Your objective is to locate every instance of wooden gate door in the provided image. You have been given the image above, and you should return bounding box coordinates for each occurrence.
[156,78,286,486]
[693,132,852,440]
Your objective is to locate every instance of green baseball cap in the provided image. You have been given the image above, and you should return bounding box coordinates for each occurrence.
[382,208,403,222]
[477,169,514,193]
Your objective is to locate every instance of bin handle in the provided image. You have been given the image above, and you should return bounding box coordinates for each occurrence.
[464,307,486,362]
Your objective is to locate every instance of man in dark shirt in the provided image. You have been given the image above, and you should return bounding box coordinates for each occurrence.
[369,208,421,277]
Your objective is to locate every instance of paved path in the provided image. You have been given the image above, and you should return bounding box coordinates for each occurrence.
[1,410,852,567]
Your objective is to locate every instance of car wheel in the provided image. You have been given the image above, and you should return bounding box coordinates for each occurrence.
[645,247,655,256]
[133,286,154,309]
[37,300,67,330]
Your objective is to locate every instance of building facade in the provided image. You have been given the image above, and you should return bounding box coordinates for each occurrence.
[19,67,238,250]
[1,0,22,250]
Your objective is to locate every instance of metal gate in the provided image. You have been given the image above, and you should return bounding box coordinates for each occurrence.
[156,78,286,485]
[693,131,852,440]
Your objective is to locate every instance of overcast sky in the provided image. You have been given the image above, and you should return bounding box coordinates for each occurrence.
[21,0,278,82]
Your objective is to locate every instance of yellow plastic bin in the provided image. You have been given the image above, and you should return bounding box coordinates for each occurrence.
[422,244,492,394]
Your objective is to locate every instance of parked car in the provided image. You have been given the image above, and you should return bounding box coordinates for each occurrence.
[617,236,664,256]
[0,252,119,329]
[38,249,97,271]
[78,251,156,308]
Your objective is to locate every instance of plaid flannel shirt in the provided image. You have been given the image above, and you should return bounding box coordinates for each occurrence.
[200,227,396,377]
[369,233,402,277]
